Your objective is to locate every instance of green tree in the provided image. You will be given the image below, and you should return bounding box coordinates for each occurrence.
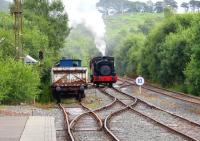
[0,58,40,103]
[23,0,69,50]
[139,14,194,85]
[184,15,200,96]
[114,34,144,76]
[181,2,189,12]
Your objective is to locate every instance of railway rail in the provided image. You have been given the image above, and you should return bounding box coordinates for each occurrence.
[59,102,118,141]
[59,85,200,141]
[119,78,200,105]
[107,87,200,141]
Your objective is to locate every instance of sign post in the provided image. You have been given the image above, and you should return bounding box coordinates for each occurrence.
[135,76,145,94]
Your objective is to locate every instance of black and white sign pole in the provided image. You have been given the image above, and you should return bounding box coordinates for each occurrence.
[135,76,145,94]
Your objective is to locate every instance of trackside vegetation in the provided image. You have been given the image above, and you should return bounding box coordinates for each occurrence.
[0,0,69,104]
[111,12,200,96]
[0,57,40,103]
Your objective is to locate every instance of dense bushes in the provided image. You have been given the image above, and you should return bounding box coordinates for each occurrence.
[113,13,200,96]
[114,34,144,76]
[184,16,200,96]
[0,0,69,103]
[0,58,40,103]
[139,14,200,96]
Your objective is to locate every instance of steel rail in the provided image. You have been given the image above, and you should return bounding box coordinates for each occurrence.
[113,87,200,126]
[99,88,138,141]
[81,88,126,141]
[126,77,200,100]
[69,88,127,141]
[111,87,200,141]
[69,103,103,131]
[119,78,200,105]
[81,100,122,141]
[59,104,75,141]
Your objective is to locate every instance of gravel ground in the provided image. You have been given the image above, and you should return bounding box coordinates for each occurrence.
[0,105,34,116]
[117,84,200,124]
[69,105,112,141]
[96,101,125,119]
[72,115,112,141]
[82,88,113,109]
[73,131,111,141]
[105,88,134,105]
[133,102,200,140]
[110,110,189,141]
[2,84,198,141]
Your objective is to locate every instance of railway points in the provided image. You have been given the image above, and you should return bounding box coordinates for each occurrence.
[1,80,200,141]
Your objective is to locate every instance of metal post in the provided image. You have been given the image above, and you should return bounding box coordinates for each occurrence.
[139,86,142,95]
[12,0,23,60]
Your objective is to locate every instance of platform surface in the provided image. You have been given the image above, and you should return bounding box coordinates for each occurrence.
[0,116,56,141]
[0,116,28,141]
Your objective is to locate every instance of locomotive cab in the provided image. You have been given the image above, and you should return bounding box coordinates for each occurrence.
[90,56,117,87]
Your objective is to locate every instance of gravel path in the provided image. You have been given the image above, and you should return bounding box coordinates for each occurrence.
[110,110,189,141]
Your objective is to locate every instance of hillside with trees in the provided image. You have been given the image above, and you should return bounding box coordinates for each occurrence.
[105,13,164,56]
[97,0,200,16]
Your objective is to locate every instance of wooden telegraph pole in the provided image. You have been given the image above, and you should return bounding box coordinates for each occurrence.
[12,0,23,60]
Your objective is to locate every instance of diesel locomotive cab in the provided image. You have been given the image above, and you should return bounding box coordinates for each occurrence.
[90,56,117,87]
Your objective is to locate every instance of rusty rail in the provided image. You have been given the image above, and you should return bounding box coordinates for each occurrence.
[119,77,200,105]
[99,88,137,141]
[111,87,200,141]
[59,104,74,141]
[69,103,103,131]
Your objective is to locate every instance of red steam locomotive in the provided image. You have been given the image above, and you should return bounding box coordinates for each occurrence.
[90,56,117,87]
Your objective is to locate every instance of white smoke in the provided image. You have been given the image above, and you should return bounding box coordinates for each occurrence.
[63,0,106,56]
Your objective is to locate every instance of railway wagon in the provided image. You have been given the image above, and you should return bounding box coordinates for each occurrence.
[51,58,88,102]
[90,56,117,87]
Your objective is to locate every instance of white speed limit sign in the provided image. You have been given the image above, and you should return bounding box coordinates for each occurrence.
[136,76,144,86]
[135,76,144,94]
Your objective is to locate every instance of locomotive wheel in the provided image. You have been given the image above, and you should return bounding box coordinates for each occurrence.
[81,92,85,98]
[78,93,82,102]
[109,83,113,88]
[52,91,61,103]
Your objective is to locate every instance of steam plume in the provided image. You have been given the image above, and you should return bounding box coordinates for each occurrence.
[63,0,106,56]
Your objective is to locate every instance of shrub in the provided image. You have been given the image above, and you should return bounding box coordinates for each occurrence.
[0,59,40,104]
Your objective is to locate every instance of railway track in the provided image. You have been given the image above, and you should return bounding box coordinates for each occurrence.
[59,102,118,141]
[106,87,200,141]
[119,78,200,105]
[59,85,200,141]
